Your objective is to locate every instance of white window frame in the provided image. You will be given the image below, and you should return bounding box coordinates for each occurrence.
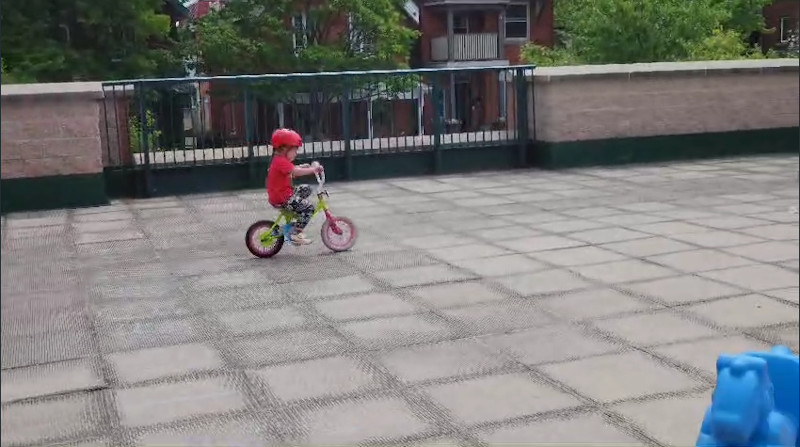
[780,16,796,43]
[291,12,308,52]
[505,2,529,41]
[453,12,470,34]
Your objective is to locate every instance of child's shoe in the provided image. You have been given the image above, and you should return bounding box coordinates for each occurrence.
[290,231,313,245]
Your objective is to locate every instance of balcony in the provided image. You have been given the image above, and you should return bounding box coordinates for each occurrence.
[431,33,500,62]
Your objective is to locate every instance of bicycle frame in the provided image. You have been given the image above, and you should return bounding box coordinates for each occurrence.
[265,169,343,245]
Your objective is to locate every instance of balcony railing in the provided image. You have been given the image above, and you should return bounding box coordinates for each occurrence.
[431,33,500,62]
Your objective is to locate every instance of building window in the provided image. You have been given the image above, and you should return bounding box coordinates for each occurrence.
[453,13,470,34]
[505,3,529,40]
[780,16,797,42]
[291,12,308,52]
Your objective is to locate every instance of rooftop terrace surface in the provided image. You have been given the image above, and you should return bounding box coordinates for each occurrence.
[1,155,798,446]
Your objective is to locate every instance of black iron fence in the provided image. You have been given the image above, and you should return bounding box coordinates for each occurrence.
[101,65,534,196]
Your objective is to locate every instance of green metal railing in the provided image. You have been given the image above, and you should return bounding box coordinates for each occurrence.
[101,65,534,170]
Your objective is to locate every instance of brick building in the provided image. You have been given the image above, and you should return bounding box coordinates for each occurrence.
[179,0,552,146]
[761,0,799,51]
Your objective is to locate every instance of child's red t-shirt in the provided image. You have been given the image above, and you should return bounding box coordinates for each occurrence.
[266,155,294,206]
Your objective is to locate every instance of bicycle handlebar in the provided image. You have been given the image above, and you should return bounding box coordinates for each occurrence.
[312,161,325,191]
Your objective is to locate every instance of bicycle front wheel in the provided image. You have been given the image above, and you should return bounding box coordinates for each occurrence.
[321,216,358,252]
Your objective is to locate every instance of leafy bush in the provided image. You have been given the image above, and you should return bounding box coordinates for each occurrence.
[128,110,162,153]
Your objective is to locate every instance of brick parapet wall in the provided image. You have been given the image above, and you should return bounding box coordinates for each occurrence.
[1,82,105,179]
[528,59,800,143]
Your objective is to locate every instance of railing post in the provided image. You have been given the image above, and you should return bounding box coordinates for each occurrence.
[244,86,257,186]
[432,73,443,173]
[342,80,353,180]
[514,67,529,168]
[137,82,154,197]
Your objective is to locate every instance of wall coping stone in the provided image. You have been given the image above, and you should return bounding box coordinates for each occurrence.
[1,82,104,100]
[530,58,799,82]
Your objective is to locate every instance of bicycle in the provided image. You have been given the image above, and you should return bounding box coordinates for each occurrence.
[245,163,358,258]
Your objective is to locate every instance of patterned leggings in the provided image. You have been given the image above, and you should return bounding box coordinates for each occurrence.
[285,184,314,230]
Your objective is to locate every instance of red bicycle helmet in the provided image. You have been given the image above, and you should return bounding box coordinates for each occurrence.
[271,128,302,148]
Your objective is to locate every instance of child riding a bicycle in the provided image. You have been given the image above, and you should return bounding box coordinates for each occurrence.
[267,128,323,245]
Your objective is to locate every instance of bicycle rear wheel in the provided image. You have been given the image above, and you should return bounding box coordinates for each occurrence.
[245,220,284,258]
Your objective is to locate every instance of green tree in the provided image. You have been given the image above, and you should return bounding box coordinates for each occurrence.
[0,0,182,82]
[522,0,773,66]
[185,0,420,139]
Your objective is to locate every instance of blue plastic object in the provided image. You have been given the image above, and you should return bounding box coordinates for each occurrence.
[697,345,799,447]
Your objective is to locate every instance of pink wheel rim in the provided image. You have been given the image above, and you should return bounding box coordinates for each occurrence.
[325,219,355,250]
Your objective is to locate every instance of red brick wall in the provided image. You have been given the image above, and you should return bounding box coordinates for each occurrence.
[763,0,799,50]
[1,84,105,179]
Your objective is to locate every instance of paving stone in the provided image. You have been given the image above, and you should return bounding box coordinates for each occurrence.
[295,397,433,444]
[538,288,656,320]
[612,392,711,447]
[378,338,509,383]
[188,269,273,291]
[685,294,799,328]
[339,314,451,348]
[647,249,756,272]
[250,355,379,402]
[477,413,640,444]
[438,301,553,333]
[408,281,507,308]
[494,269,592,296]
[230,329,348,366]
[540,351,702,403]
[402,234,481,249]
[315,292,420,320]
[764,287,799,304]
[135,416,272,446]
[691,216,770,230]
[216,306,307,335]
[700,264,799,291]
[449,254,547,277]
[115,376,247,427]
[287,275,376,299]
[375,265,475,288]
[723,241,800,263]
[653,336,771,376]
[738,224,798,240]
[495,235,586,253]
[669,230,764,248]
[533,219,608,233]
[569,228,651,244]
[593,312,719,346]
[6,215,68,228]
[561,206,624,218]
[98,317,201,353]
[108,343,225,384]
[526,245,627,267]
[631,221,709,236]
[601,237,695,257]
[758,325,799,352]
[427,243,512,262]
[621,275,744,305]
[1,392,106,445]
[188,284,285,311]
[1,329,95,370]
[425,373,581,425]
[0,359,104,404]
[479,325,620,365]
[76,229,145,245]
[571,260,676,284]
